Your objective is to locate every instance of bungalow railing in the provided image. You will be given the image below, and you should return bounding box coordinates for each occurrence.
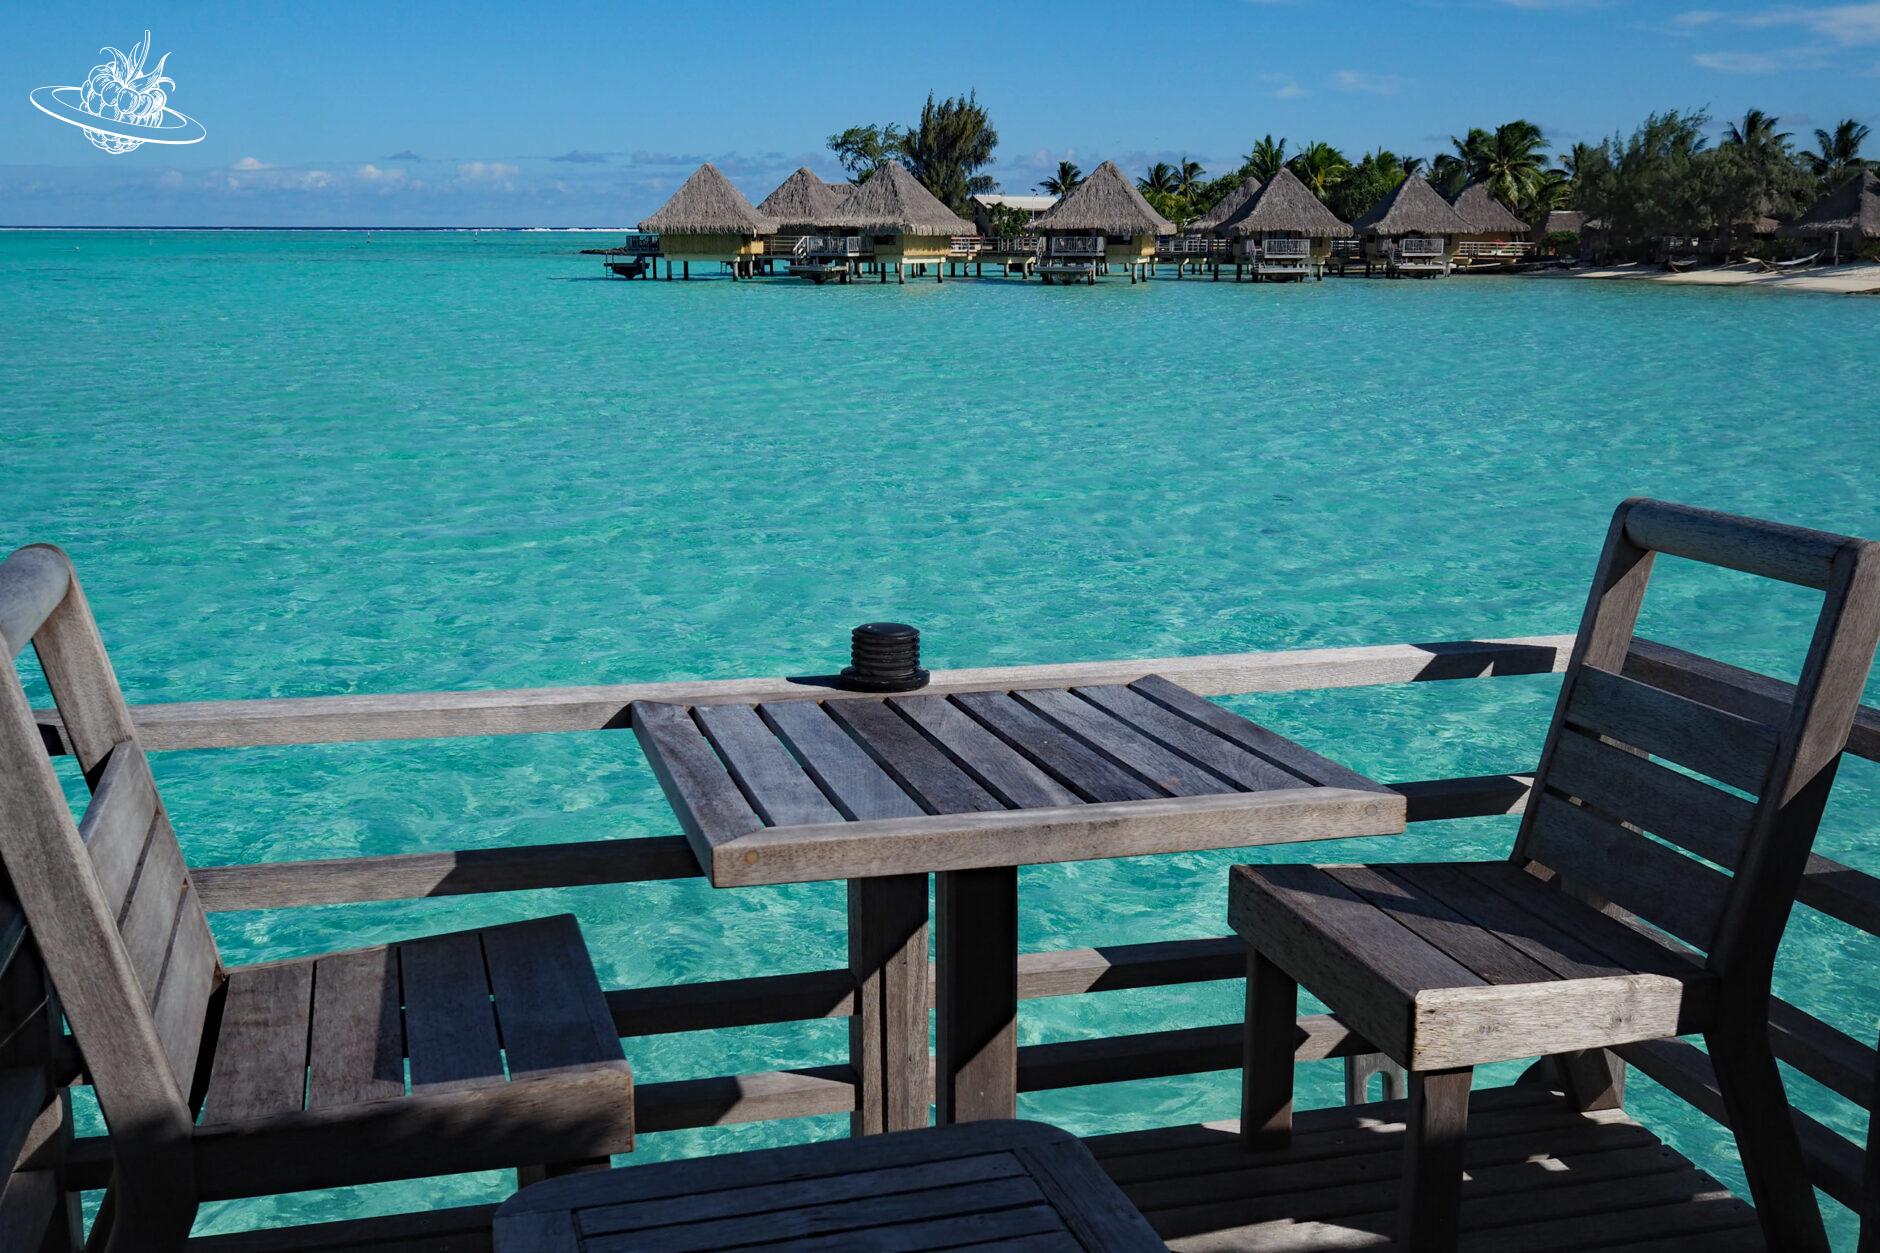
[1456,240,1537,259]
[1259,238,1313,260]
[616,234,660,256]
[1048,235,1105,256]
[794,236,867,259]
[1397,237,1447,258]
[6,632,1880,1247]
[1160,236,1226,256]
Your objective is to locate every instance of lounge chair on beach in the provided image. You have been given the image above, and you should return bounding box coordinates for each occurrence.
[1231,499,1880,1252]
[0,545,637,1251]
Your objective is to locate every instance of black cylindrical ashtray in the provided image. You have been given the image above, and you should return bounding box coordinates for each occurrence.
[840,622,929,692]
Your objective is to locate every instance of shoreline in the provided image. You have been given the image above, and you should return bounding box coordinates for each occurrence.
[1535,259,1880,296]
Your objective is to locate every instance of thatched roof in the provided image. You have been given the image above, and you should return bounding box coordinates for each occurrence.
[1780,169,1880,239]
[1220,167,1353,238]
[1031,161,1175,236]
[1534,209,1585,236]
[1354,175,1472,236]
[1189,175,1261,233]
[839,162,973,235]
[822,177,851,196]
[758,167,850,229]
[640,164,776,235]
[1448,182,1529,234]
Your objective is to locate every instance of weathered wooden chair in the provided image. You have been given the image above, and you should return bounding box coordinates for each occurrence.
[1231,499,1880,1252]
[0,545,636,1251]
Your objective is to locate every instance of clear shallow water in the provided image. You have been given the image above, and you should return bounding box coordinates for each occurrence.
[1,230,1876,1242]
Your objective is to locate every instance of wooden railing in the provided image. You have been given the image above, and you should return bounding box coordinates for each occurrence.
[1397,237,1447,258]
[7,632,1879,1246]
[1260,238,1312,260]
[1048,236,1105,257]
[1456,240,1535,259]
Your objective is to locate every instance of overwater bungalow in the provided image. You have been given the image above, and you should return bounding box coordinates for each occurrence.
[969,192,1055,237]
[1351,174,1473,276]
[2,497,1877,1251]
[1028,160,1175,284]
[1216,166,1351,281]
[1173,174,1259,275]
[1447,181,1533,270]
[1780,168,1880,264]
[836,161,974,283]
[638,162,777,280]
[756,167,858,280]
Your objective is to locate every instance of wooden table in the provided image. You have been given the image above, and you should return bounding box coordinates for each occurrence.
[492,1119,1166,1252]
[631,673,1404,1130]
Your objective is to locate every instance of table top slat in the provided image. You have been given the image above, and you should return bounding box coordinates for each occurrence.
[1074,682,1302,792]
[1131,673,1388,793]
[1013,687,1235,797]
[824,699,1005,815]
[630,701,762,859]
[759,700,925,821]
[952,691,1163,803]
[695,703,843,827]
[889,695,1080,810]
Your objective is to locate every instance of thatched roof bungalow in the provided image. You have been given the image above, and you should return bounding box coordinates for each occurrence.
[1449,183,1529,238]
[1780,169,1879,260]
[1028,160,1175,283]
[839,162,972,278]
[1216,167,1351,279]
[639,163,777,278]
[1189,175,1261,234]
[1353,175,1472,275]
[757,167,851,235]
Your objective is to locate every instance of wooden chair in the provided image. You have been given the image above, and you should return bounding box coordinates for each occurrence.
[0,545,636,1251]
[1230,499,1880,1252]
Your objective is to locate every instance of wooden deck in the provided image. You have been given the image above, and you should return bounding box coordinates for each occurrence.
[3,546,1877,1252]
[1091,1084,1762,1252]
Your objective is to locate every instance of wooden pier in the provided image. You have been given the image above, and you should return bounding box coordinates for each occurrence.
[2,511,1878,1249]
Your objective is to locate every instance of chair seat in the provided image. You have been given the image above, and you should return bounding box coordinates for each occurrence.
[1229,861,1716,1071]
[188,913,634,1199]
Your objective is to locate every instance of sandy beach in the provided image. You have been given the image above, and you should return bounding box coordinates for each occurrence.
[1541,259,1880,295]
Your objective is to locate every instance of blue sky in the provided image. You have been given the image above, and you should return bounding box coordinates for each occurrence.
[4,0,1876,226]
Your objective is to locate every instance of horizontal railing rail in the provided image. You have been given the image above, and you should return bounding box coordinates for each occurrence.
[9,631,1880,1246]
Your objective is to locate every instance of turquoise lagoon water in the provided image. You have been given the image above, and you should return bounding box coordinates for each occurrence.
[1,230,1876,1242]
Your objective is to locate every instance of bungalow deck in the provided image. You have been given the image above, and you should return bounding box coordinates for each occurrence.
[3,567,1877,1249]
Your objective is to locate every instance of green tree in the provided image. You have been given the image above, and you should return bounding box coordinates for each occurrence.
[1330,149,1407,221]
[1399,155,1425,177]
[1175,158,1206,196]
[1810,119,1871,182]
[1287,141,1350,202]
[826,124,904,182]
[1462,121,1550,218]
[1243,134,1288,183]
[1724,108,1790,153]
[1428,151,1470,198]
[1037,160,1082,196]
[1140,188,1194,227]
[1138,162,1179,194]
[898,91,999,210]
[1577,109,1712,256]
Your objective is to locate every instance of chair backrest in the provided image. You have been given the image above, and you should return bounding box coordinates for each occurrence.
[0,546,221,1197]
[1514,500,1880,985]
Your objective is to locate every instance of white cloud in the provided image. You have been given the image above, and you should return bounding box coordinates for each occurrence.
[1330,69,1410,94]
[1678,3,1880,44]
[1260,73,1306,98]
[357,163,404,183]
[1693,45,1829,69]
[158,169,186,189]
[232,156,268,170]
[458,161,520,182]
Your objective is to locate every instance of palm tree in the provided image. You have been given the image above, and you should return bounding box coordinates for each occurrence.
[1037,160,1083,196]
[1138,162,1179,195]
[1468,120,1550,217]
[1810,118,1871,180]
[1175,158,1206,196]
[1428,151,1470,198]
[1725,109,1791,153]
[1243,135,1288,183]
[1399,155,1425,177]
[897,91,999,210]
[1287,141,1349,201]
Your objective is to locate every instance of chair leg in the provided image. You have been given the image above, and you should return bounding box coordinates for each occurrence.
[1705,1025,1830,1252]
[1241,950,1296,1150]
[1344,1051,1406,1104]
[1556,1047,1626,1111]
[1399,1066,1472,1253]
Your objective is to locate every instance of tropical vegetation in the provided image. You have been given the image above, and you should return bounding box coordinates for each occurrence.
[830,91,1870,253]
